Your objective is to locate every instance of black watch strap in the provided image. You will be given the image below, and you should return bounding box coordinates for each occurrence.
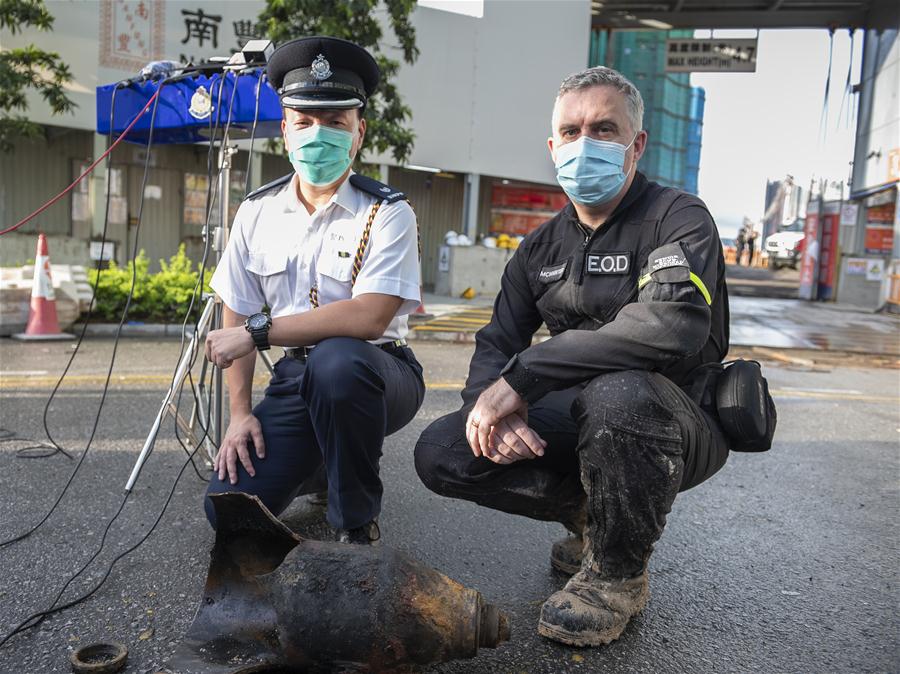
[245,312,271,351]
[249,328,270,351]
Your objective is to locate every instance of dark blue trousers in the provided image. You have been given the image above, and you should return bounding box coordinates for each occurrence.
[205,337,425,530]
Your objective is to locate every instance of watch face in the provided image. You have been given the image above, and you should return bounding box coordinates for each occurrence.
[248,314,268,330]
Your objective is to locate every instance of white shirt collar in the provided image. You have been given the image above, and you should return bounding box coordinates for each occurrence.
[284,171,360,217]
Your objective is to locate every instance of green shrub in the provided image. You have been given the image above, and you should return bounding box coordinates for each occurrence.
[85,246,213,323]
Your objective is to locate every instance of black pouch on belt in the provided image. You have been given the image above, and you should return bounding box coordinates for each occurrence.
[715,359,777,452]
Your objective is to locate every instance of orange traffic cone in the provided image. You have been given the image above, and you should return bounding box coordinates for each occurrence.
[13,234,74,341]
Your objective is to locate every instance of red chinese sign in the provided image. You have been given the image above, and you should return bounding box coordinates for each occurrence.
[99,0,165,72]
[490,184,568,236]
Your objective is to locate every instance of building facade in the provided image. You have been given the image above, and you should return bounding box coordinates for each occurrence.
[837,28,899,309]
[1,1,596,289]
[1,1,714,291]
[588,28,704,194]
[763,175,806,241]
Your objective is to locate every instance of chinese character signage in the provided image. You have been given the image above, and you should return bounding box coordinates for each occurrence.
[665,38,757,73]
[181,8,221,49]
[99,2,264,74]
[862,188,896,255]
[177,9,262,64]
[100,0,165,71]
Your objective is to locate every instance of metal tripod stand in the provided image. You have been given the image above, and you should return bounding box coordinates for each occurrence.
[124,139,273,492]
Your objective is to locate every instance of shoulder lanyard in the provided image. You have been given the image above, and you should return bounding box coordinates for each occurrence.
[309,201,382,308]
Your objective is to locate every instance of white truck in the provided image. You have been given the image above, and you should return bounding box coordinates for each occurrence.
[764,220,805,269]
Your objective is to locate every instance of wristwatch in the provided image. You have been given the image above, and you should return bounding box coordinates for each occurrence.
[244,312,272,351]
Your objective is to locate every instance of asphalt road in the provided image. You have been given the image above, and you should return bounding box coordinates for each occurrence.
[0,337,897,674]
[724,263,801,300]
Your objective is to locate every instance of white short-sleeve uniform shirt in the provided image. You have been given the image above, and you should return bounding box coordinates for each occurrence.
[210,172,421,344]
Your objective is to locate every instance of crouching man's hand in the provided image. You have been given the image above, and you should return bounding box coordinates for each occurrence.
[215,414,266,485]
[206,326,255,369]
[465,379,546,464]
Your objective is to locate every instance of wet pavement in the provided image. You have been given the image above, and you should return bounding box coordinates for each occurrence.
[724,263,802,300]
[0,338,898,673]
[729,296,899,355]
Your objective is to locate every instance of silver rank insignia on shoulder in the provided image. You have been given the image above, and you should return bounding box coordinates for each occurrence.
[311,54,333,80]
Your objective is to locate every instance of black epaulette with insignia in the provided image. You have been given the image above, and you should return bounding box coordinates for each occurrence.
[245,173,293,201]
[349,174,406,204]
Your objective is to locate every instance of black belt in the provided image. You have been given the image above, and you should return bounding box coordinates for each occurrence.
[284,338,408,362]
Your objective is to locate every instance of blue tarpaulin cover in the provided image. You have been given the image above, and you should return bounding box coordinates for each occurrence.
[96,70,283,145]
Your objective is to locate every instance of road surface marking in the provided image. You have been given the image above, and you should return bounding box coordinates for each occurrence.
[1,378,897,403]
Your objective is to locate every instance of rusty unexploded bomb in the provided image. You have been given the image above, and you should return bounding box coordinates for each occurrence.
[167,493,509,673]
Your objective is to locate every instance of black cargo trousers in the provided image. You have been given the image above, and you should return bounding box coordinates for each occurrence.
[414,369,730,579]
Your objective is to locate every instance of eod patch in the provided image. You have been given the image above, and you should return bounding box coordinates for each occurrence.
[585,252,631,275]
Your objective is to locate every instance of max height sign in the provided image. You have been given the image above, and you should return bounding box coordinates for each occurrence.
[665,38,758,73]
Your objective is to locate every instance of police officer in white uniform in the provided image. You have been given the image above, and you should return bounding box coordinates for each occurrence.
[204,36,424,544]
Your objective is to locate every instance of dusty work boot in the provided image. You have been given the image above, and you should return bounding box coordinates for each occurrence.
[538,568,649,646]
[551,505,588,575]
[336,520,381,545]
[550,534,585,576]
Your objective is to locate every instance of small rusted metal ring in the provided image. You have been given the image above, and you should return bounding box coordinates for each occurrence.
[69,641,128,674]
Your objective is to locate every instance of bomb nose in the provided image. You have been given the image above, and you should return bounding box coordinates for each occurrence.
[478,602,511,648]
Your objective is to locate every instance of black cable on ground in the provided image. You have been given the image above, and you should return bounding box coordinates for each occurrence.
[1,84,125,463]
[163,73,228,477]
[26,84,126,463]
[0,428,65,460]
[169,70,245,480]
[0,69,261,649]
[0,441,205,648]
[0,69,255,645]
[0,84,163,549]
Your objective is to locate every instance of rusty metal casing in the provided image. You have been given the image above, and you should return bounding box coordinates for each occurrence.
[168,493,509,674]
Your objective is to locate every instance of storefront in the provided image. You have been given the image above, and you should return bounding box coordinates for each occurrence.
[836,181,899,309]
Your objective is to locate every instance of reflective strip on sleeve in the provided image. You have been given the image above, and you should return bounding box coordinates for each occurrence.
[637,272,712,305]
[689,272,712,305]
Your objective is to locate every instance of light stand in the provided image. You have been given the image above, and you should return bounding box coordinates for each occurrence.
[124,47,275,492]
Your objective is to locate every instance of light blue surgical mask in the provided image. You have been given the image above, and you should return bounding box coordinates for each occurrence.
[286,124,355,186]
[554,133,637,207]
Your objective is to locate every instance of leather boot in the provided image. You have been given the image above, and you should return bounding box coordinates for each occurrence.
[550,535,585,576]
[336,520,381,545]
[539,373,684,646]
[538,566,649,646]
[550,504,587,576]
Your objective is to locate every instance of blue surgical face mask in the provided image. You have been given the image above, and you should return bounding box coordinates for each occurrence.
[286,124,355,186]
[554,133,637,207]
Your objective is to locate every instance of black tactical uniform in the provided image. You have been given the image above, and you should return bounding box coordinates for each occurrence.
[415,171,731,583]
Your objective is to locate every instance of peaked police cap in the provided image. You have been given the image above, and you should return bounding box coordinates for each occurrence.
[267,36,380,110]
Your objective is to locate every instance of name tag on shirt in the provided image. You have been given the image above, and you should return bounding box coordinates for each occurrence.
[585,252,631,275]
[539,261,568,283]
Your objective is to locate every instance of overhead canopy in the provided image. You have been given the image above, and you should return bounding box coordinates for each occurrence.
[590,0,899,30]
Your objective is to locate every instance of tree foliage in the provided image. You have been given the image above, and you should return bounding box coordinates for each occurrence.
[0,0,76,152]
[257,0,419,165]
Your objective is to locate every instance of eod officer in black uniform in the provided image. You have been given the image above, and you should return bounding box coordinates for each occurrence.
[205,37,424,544]
[415,67,732,646]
